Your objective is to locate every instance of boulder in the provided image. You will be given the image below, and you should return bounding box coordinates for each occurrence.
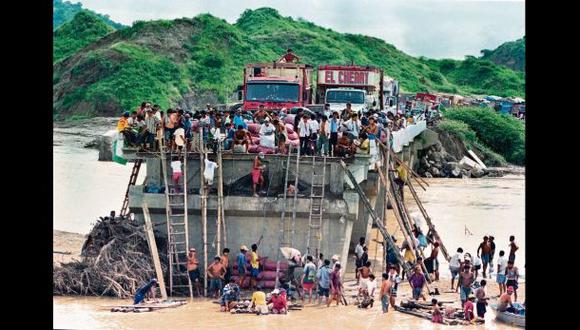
[444,153,458,162]
[472,167,485,178]
[98,129,117,161]
[434,142,443,152]
[424,172,433,178]
[420,157,430,168]
[461,169,471,178]
[428,166,440,177]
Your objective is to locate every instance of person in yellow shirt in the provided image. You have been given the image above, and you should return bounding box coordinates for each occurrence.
[117,112,130,132]
[394,163,408,201]
[249,243,260,290]
[251,290,268,315]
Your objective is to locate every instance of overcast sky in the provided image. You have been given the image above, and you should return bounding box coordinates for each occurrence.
[75,0,525,59]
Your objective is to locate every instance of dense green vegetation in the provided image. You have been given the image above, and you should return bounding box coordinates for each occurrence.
[53,8,526,119]
[436,119,507,166]
[481,37,525,72]
[53,12,114,63]
[53,0,126,30]
[442,106,525,165]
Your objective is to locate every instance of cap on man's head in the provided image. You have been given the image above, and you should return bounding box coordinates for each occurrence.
[258,152,265,159]
[123,111,130,117]
[240,245,248,251]
[271,289,280,295]
[331,254,339,261]
[189,248,196,252]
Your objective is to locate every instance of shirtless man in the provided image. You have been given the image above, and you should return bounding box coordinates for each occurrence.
[430,242,440,281]
[477,236,492,278]
[206,256,226,298]
[508,235,519,263]
[379,273,392,313]
[187,248,201,296]
[233,125,250,153]
[251,153,265,197]
[358,261,372,299]
[498,286,516,313]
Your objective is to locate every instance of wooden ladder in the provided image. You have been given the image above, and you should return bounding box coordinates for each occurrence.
[306,156,326,260]
[274,145,295,288]
[158,139,193,298]
[119,159,143,217]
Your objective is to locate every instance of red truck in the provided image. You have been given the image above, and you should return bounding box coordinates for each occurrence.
[242,62,314,111]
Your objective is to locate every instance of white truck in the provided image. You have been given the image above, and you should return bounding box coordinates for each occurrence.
[315,65,384,115]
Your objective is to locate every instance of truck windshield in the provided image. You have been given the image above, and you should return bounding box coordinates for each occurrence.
[326,90,364,104]
[246,83,299,103]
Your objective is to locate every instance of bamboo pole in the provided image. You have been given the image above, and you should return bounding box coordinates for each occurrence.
[142,203,168,301]
[407,179,451,261]
[377,140,429,189]
[199,127,207,297]
[216,144,222,255]
[217,143,226,250]
[183,141,193,299]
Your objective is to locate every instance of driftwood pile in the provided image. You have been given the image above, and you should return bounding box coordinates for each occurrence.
[54,216,167,298]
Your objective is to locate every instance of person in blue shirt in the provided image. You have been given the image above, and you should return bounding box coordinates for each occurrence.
[329,111,340,157]
[233,110,247,130]
[224,122,235,150]
[316,259,332,304]
[236,245,249,288]
[134,278,158,305]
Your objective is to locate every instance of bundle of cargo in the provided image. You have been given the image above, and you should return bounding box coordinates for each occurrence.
[231,259,289,289]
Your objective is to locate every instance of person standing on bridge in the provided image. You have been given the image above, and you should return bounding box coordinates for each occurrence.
[277,48,300,63]
[251,152,266,197]
[329,111,340,157]
[298,114,311,155]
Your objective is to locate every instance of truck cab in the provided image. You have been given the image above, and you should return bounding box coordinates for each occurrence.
[242,63,313,111]
[325,88,368,115]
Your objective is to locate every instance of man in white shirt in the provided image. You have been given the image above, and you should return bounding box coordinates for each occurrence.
[308,115,319,156]
[343,113,361,138]
[449,247,464,292]
[259,118,275,149]
[170,156,182,193]
[354,237,365,284]
[496,250,508,295]
[174,126,186,156]
[297,114,310,155]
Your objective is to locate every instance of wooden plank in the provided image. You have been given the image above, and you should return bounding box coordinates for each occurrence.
[340,161,412,278]
[407,180,451,262]
[199,127,208,297]
[467,149,487,169]
[142,203,168,301]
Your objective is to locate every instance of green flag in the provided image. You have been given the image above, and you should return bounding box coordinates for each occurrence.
[113,135,127,165]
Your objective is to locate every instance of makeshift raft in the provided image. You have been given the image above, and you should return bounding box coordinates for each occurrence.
[106,299,187,313]
[395,302,484,326]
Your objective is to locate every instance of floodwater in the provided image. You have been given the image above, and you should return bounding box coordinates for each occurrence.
[53,294,521,330]
[53,118,525,329]
[53,118,146,234]
[406,176,525,276]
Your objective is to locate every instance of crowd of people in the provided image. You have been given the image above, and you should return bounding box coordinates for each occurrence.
[131,232,522,321]
[115,101,419,158]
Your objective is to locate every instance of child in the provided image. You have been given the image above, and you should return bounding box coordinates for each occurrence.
[431,298,444,324]
[388,267,401,308]
[379,273,391,313]
[464,294,476,323]
[302,255,316,304]
[170,156,182,193]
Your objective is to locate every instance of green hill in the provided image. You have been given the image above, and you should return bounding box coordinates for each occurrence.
[481,37,525,72]
[53,0,126,30]
[53,8,525,120]
[53,11,115,63]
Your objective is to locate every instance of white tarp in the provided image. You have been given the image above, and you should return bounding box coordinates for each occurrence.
[391,120,427,153]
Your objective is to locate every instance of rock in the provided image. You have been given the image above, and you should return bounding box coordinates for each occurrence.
[420,157,430,168]
[434,142,443,152]
[444,154,457,162]
[428,160,436,165]
[84,139,99,149]
[424,172,433,178]
[461,169,471,178]
[451,167,462,178]
[443,162,462,178]
[428,167,440,177]
[433,162,443,170]
[471,167,485,178]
